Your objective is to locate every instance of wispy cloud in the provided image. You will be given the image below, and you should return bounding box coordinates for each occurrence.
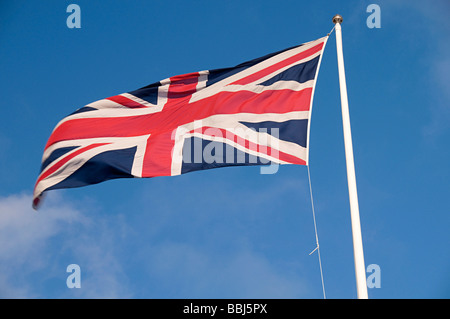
[0,192,131,298]
[404,1,450,137]
[0,176,315,298]
[424,55,450,137]
[381,0,450,138]
[144,241,309,298]
[120,172,316,298]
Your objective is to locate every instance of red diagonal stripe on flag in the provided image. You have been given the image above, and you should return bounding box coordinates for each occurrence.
[36,142,110,186]
[107,95,148,108]
[229,42,324,86]
[195,127,306,165]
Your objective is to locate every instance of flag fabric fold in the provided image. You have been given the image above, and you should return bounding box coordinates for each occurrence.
[33,36,328,209]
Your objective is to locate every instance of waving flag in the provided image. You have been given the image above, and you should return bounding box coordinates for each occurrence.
[33,36,328,209]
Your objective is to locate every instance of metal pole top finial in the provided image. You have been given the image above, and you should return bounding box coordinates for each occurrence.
[332,14,343,24]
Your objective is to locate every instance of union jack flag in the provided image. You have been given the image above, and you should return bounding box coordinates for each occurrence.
[33,36,328,209]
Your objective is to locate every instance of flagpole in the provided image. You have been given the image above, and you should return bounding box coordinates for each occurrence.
[332,14,368,299]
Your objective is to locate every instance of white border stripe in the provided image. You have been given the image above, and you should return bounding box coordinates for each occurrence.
[222,80,314,94]
[121,93,157,107]
[305,35,329,165]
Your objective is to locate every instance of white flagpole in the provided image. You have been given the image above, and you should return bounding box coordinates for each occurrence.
[332,14,369,299]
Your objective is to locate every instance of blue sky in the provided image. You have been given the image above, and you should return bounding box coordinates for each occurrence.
[0,0,449,299]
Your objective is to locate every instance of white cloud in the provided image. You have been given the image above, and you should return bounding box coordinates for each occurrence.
[0,177,315,298]
[0,192,131,298]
